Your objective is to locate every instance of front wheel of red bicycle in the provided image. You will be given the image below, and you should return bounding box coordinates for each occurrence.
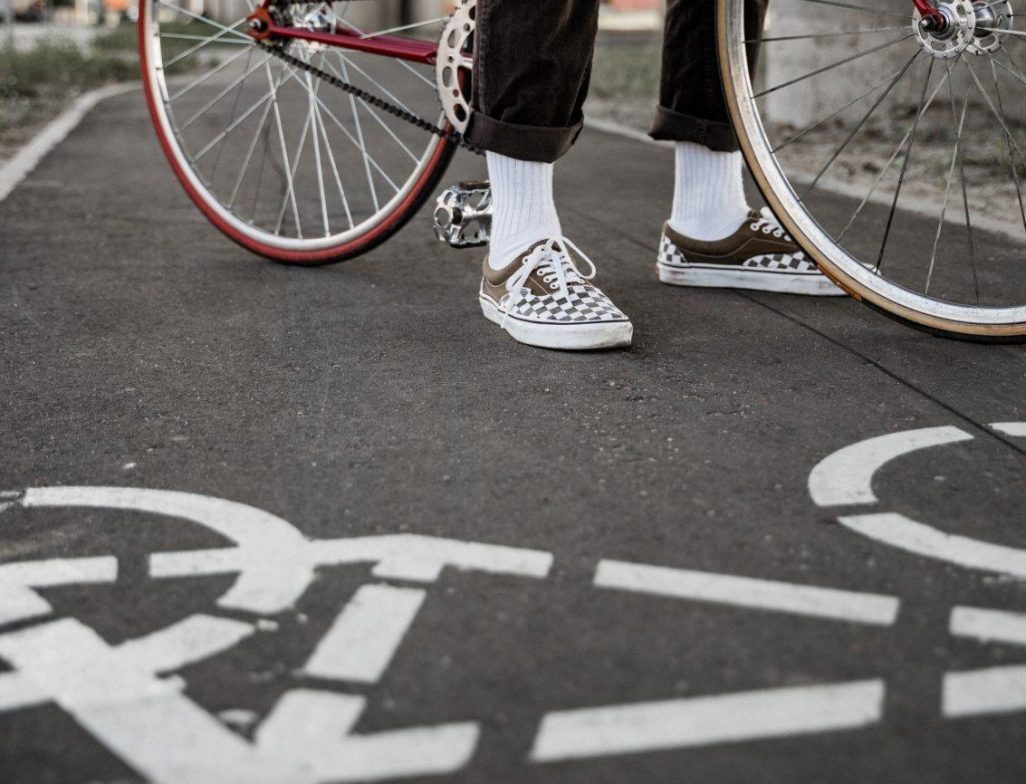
[139,0,456,266]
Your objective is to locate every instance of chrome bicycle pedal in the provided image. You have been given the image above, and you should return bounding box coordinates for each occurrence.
[433,180,492,248]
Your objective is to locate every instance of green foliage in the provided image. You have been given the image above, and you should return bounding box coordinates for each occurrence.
[0,41,136,99]
[589,34,661,103]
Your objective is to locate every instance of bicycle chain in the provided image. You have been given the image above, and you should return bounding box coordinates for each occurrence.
[256,37,483,156]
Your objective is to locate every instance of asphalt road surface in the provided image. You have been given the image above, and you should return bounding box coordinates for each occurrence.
[2,87,1026,784]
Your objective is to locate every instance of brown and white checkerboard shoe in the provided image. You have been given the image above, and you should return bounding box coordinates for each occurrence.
[480,238,633,350]
[657,208,845,296]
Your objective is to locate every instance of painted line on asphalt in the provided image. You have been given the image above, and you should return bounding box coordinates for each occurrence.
[595,560,900,625]
[991,422,1026,437]
[529,679,885,762]
[0,83,138,206]
[943,666,1026,718]
[838,512,1026,579]
[303,584,426,683]
[0,556,118,627]
[950,606,1026,648]
[808,426,973,507]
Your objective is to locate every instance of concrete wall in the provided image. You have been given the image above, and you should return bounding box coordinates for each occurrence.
[759,3,1025,128]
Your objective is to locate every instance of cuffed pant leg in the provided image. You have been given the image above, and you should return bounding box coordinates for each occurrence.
[650,0,767,152]
[466,0,600,163]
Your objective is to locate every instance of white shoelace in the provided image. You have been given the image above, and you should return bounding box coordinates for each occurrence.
[502,237,597,325]
[749,207,793,240]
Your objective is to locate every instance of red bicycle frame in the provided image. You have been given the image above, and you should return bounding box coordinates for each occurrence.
[247,0,943,57]
[246,3,438,64]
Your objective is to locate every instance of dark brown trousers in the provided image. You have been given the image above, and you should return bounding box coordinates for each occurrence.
[466,0,767,162]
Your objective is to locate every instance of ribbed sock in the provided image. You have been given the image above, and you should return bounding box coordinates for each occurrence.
[486,151,562,270]
[669,142,751,242]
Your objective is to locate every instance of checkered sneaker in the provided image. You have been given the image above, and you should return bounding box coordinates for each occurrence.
[742,252,817,272]
[655,208,844,296]
[658,233,686,268]
[502,283,627,324]
[480,236,633,350]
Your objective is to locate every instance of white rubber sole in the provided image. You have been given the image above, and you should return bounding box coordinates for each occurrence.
[479,297,633,350]
[658,261,847,297]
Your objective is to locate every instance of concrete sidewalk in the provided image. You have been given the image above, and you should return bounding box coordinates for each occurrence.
[1,87,1025,784]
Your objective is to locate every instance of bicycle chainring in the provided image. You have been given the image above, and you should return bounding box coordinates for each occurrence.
[257,1,482,155]
[435,0,476,135]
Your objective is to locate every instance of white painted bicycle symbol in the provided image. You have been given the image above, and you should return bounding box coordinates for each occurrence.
[0,421,1023,782]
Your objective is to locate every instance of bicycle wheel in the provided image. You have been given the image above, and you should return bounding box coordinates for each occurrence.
[717,0,1026,339]
[139,0,457,265]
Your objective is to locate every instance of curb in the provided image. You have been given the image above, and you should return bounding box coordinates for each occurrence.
[0,82,138,206]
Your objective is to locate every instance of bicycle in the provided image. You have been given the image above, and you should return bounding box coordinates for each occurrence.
[138,0,1026,340]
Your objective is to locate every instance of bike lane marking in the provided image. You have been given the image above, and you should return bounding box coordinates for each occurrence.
[944,607,1026,718]
[529,680,885,763]
[595,560,900,625]
[22,486,312,614]
[943,666,1026,718]
[2,486,553,783]
[0,556,118,626]
[836,512,1026,579]
[808,426,973,507]
[303,584,427,683]
[812,422,1026,580]
[991,423,1026,437]
[810,423,1026,723]
[950,606,1026,647]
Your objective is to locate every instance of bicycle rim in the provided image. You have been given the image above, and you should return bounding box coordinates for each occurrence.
[139,0,455,265]
[717,0,1026,339]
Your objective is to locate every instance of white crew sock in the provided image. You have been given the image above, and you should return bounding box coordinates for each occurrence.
[669,141,752,242]
[486,151,562,270]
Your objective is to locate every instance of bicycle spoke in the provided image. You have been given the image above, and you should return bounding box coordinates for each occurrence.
[990,56,1026,240]
[329,10,438,89]
[797,0,913,21]
[227,81,278,209]
[978,26,1026,39]
[333,51,415,115]
[168,45,253,102]
[748,25,906,44]
[773,64,906,153]
[963,56,1026,168]
[179,55,269,131]
[308,90,400,193]
[838,66,952,241]
[925,66,968,296]
[160,32,252,45]
[209,48,255,182]
[754,33,915,99]
[192,57,293,162]
[986,48,1026,88]
[273,79,317,236]
[262,59,303,238]
[359,17,448,39]
[312,88,355,230]
[162,20,250,69]
[274,53,401,195]
[320,58,420,164]
[157,2,253,42]
[953,71,979,305]
[801,50,920,199]
[876,58,935,273]
[304,74,330,237]
[339,56,381,212]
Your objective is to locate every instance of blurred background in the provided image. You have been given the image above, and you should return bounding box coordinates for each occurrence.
[3,0,1024,232]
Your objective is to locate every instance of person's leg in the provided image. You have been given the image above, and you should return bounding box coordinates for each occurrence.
[652,0,843,296]
[470,0,633,349]
[469,0,600,269]
[653,0,766,242]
